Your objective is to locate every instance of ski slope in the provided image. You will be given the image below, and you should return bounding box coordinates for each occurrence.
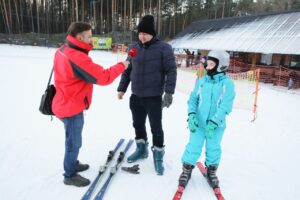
[0,44,299,200]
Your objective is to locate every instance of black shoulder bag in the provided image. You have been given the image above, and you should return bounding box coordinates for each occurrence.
[39,67,56,115]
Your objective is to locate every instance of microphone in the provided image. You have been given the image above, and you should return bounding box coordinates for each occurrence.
[126,48,137,61]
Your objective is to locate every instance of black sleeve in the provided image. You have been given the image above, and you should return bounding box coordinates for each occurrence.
[162,44,177,94]
[117,63,132,92]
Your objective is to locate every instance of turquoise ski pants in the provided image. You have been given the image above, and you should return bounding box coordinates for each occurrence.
[181,127,225,166]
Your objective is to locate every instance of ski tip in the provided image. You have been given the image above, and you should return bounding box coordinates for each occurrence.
[113,139,126,151]
[129,139,134,143]
[213,187,225,200]
[127,139,134,147]
[196,162,206,170]
[119,138,125,143]
[123,139,134,152]
[172,186,184,200]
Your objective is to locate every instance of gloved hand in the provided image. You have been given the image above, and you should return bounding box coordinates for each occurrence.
[162,93,173,108]
[205,120,218,139]
[121,164,140,174]
[188,112,198,133]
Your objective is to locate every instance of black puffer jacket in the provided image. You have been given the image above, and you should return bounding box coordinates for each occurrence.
[117,37,177,97]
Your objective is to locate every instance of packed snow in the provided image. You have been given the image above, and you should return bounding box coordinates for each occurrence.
[0,44,299,200]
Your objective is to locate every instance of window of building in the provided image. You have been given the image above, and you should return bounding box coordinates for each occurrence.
[291,55,300,68]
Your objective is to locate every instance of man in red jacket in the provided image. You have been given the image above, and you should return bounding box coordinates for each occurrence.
[52,22,129,187]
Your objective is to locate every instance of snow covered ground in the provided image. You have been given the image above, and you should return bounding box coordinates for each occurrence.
[0,44,300,200]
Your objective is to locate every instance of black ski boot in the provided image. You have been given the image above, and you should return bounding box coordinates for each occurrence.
[206,164,219,188]
[178,163,194,188]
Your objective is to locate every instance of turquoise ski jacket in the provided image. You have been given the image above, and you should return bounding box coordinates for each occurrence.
[188,73,235,129]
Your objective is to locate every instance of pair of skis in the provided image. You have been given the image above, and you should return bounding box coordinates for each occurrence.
[81,138,133,200]
[172,162,225,200]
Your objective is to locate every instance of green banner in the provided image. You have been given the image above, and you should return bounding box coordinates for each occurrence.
[92,37,112,49]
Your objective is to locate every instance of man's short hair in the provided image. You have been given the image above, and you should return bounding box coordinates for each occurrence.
[67,22,92,37]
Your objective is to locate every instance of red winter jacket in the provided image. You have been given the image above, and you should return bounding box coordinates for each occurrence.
[52,35,125,118]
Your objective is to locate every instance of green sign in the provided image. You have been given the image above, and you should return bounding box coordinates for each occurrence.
[92,37,112,49]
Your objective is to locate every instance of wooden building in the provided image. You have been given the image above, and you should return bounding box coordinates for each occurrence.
[171,11,300,88]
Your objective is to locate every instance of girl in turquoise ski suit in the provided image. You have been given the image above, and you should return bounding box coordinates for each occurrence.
[177,50,235,189]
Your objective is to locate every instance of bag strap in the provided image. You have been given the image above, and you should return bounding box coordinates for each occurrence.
[46,67,54,88]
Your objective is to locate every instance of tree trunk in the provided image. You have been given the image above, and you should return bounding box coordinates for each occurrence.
[129,0,132,30]
[30,1,35,32]
[141,0,144,16]
[215,0,218,19]
[124,0,126,32]
[182,12,188,31]
[46,0,49,34]
[106,0,109,32]
[221,0,225,18]
[100,0,103,33]
[168,16,172,38]
[93,1,96,29]
[111,0,114,32]
[0,0,11,34]
[157,0,161,36]
[8,0,13,33]
[59,0,62,34]
[36,0,40,34]
[75,0,78,21]
[41,0,45,33]
[19,0,24,32]
[173,0,176,38]
[81,0,84,21]
[13,0,21,34]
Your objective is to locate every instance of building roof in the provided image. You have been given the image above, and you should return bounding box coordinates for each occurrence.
[170,11,300,54]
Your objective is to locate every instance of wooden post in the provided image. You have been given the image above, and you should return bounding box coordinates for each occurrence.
[252,53,257,68]
[252,68,260,122]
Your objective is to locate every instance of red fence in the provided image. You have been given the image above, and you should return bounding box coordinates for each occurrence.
[175,54,300,89]
[229,60,300,89]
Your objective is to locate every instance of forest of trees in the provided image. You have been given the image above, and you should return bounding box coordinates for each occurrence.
[1,0,300,39]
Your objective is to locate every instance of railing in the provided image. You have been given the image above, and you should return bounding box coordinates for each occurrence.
[175,54,300,89]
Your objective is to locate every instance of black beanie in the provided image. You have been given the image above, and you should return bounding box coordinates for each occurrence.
[138,15,156,36]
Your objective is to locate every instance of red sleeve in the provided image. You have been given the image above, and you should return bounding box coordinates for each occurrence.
[69,53,125,86]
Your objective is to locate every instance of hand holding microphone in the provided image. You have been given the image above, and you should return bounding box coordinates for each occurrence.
[127,48,137,61]
[123,48,137,69]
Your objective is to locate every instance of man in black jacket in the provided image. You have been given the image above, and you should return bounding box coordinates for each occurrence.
[117,15,177,175]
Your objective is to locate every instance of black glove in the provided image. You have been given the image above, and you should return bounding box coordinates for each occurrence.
[121,164,140,174]
[162,93,173,108]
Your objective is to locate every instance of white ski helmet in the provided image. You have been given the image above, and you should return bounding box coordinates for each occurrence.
[207,50,230,72]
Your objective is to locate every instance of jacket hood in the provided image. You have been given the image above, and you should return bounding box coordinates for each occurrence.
[205,73,226,82]
[65,35,93,54]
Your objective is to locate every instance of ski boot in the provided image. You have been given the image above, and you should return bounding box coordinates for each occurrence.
[151,146,165,175]
[127,139,149,163]
[206,164,219,188]
[178,163,194,188]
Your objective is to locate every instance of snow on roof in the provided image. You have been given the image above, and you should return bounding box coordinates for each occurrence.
[170,11,300,54]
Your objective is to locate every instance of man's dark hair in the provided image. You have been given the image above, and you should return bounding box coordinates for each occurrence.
[67,22,92,37]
